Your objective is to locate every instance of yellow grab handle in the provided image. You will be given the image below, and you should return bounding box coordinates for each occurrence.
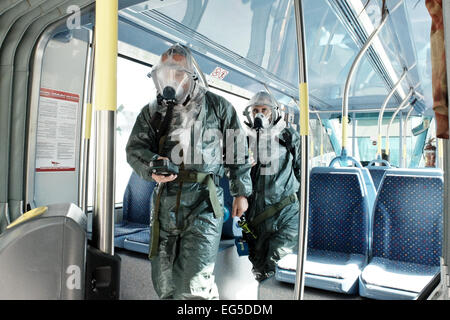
[84,103,93,139]
[7,206,48,229]
[299,82,309,136]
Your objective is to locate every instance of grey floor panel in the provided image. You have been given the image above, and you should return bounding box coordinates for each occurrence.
[117,246,362,300]
[117,248,159,300]
[258,276,364,300]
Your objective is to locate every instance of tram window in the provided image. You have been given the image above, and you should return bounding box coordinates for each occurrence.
[87,56,153,208]
[329,116,357,160]
[329,115,423,167]
[208,87,249,126]
[310,119,335,167]
[420,118,437,168]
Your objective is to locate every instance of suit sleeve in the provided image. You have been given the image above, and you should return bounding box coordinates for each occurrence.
[126,106,160,182]
[220,98,253,198]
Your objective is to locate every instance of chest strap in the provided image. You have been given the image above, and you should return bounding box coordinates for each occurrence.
[249,193,298,228]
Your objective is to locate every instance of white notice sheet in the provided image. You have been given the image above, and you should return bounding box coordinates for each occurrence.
[36,88,79,172]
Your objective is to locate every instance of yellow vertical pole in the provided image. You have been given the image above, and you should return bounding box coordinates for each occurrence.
[93,0,118,255]
[95,0,118,112]
[300,83,309,136]
[294,0,310,300]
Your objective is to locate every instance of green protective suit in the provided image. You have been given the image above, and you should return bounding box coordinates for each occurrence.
[126,90,252,299]
[245,120,301,282]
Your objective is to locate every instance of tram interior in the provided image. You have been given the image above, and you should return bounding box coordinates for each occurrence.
[0,0,447,300]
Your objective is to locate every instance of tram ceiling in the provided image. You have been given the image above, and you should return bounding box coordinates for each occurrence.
[2,0,428,115]
[10,0,427,114]
[111,0,432,114]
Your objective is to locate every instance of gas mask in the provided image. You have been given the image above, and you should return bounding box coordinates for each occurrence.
[151,64,196,106]
[244,91,281,130]
[253,112,270,130]
[150,44,202,107]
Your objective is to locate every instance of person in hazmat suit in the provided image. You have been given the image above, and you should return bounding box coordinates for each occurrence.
[238,91,301,282]
[126,43,252,299]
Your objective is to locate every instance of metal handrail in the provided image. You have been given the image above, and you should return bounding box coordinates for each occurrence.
[376,68,408,158]
[293,0,310,301]
[93,0,118,255]
[402,105,415,167]
[385,88,414,156]
[341,4,389,155]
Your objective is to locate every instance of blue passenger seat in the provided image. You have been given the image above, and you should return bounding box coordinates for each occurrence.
[359,168,443,299]
[276,160,376,294]
[114,171,154,254]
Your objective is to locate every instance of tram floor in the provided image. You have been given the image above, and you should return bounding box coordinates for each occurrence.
[117,247,363,300]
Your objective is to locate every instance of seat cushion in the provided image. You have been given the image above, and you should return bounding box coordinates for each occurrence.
[122,229,151,254]
[114,221,149,237]
[125,228,150,244]
[361,257,439,294]
[305,249,366,280]
[277,251,365,279]
[276,250,365,293]
[114,222,149,249]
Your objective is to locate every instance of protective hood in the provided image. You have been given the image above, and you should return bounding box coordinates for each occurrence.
[150,43,206,106]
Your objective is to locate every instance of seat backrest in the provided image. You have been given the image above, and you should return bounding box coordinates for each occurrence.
[308,167,372,256]
[372,168,443,266]
[122,171,156,225]
[368,168,388,191]
[360,168,377,213]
